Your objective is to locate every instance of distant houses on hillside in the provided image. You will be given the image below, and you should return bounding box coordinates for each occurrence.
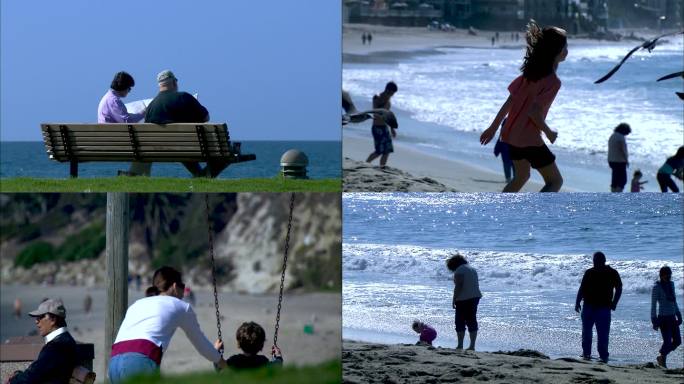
[343,0,682,32]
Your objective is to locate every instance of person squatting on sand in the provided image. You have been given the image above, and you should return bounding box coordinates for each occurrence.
[607,123,631,192]
[651,266,682,368]
[411,320,437,346]
[656,146,684,193]
[447,254,482,351]
[480,20,567,192]
[6,299,77,384]
[225,321,283,369]
[108,266,227,383]
[366,81,398,168]
[575,252,622,363]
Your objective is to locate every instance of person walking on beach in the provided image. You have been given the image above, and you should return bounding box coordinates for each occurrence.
[575,252,622,363]
[656,146,684,192]
[447,254,482,351]
[366,82,398,168]
[362,33,367,45]
[108,266,226,383]
[480,20,567,192]
[651,266,682,368]
[607,123,631,192]
[367,32,372,45]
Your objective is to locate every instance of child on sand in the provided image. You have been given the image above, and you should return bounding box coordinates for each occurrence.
[630,170,647,192]
[656,146,684,192]
[480,20,567,192]
[225,322,283,369]
[412,320,437,346]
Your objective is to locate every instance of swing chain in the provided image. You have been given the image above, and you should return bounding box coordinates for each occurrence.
[205,193,223,356]
[273,193,295,350]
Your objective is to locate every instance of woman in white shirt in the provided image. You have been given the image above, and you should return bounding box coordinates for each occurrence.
[108,266,226,383]
[447,254,483,351]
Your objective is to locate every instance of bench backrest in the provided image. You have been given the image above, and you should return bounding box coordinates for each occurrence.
[41,123,233,162]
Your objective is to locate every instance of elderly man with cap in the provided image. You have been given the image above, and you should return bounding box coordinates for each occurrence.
[134,70,210,177]
[6,299,77,384]
[575,252,623,363]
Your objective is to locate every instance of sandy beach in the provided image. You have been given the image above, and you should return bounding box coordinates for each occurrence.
[343,340,684,384]
[343,135,545,192]
[0,285,340,383]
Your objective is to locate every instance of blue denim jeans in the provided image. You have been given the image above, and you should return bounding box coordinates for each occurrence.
[581,304,611,361]
[658,315,682,356]
[109,352,159,384]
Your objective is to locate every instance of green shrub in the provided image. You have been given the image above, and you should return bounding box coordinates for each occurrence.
[14,242,55,268]
[55,222,106,262]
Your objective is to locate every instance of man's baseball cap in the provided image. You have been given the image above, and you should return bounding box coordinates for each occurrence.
[28,298,66,318]
[157,70,177,84]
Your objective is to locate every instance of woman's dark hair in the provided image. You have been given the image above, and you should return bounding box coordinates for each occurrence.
[236,321,265,355]
[385,81,398,93]
[148,266,183,295]
[446,254,468,272]
[110,71,135,92]
[614,123,631,135]
[520,20,567,81]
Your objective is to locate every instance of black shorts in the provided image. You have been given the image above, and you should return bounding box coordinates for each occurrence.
[508,144,556,169]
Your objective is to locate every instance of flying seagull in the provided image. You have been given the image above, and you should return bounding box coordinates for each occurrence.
[594,30,683,84]
[342,90,398,129]
[656,71,684,100]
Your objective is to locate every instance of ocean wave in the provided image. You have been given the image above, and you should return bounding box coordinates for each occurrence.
[343,243,684,294]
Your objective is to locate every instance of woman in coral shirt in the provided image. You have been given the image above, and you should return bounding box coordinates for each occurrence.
[480,20,568,192]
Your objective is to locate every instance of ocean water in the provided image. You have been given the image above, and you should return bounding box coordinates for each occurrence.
[343,193,684,366]
[343,38,684,191]
[0,141,340,179]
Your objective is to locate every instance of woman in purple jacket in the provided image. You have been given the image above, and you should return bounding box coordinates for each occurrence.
[97,71,145,123]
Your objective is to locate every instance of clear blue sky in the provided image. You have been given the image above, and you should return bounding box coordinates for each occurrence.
[1,0,340,141]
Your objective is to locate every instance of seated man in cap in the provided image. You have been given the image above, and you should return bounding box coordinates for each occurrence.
[7,299,77,384]
[132,70,211,177]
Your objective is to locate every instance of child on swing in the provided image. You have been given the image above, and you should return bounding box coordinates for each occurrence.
[480,20,568,192]
[225,321,283,369]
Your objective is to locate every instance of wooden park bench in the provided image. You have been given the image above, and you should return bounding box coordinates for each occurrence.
[0,336,95,384]
[41,123,256,178]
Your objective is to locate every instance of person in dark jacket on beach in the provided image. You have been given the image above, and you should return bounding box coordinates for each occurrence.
[651,266,682,368]
[7,299,77,384]
[575,252,622,363]
[607,123,631,192]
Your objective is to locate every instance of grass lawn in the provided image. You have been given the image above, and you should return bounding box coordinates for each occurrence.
[0,177,340,192]
[123,360,341,384]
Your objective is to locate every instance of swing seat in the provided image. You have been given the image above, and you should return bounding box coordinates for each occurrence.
[40,123,256,178]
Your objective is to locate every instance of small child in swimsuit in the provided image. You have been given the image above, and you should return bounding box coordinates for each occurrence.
[630,169,647,192]
[225,322,283,369]
[412,320,437,346]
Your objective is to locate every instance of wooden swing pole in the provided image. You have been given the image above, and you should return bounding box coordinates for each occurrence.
[105,192,130,378]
